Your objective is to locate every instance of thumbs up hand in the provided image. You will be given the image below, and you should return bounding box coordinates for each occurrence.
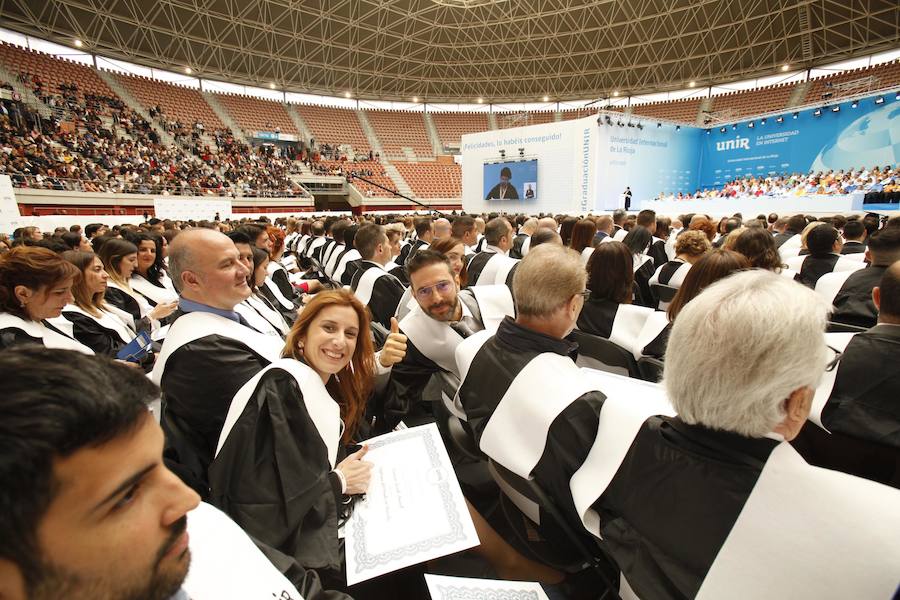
[378,317,408,368]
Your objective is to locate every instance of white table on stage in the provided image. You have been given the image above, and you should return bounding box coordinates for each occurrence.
[642,193,865,216]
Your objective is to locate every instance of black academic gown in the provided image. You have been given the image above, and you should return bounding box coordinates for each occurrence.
[397,239,427,266]
[831,265,887,329]
[485,182,519,200]
[0,314,91,352]
[271,263,298,301]
[794,254,840,288]
[104,286,142,324]
[633,255,657,308]
[648,238,668,269]
[577,298,625,339]
[510,233,528,259]
[340,259,363,287]
[594,416,780,600]
[157,310,275,494]
[209,365,345,584]
[60,310,130,357]
[841,241,866,255]
[773,231,795,248]
[350,261,405,330]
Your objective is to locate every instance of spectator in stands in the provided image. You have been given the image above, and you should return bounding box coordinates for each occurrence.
[0,246,92,352]
[639,249,750,359]
[841,219,868,254]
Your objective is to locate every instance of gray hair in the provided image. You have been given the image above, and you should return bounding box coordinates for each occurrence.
[167,228,216,292]
[513,244,585,318]
[663,270,830,437]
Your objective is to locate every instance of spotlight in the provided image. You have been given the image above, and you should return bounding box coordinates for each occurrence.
[184,67,192,74]
[412,96,419,103]
[731,124,737,130]
[269,82,277,89]
[477,97,484,104]
[781,64,790,72]
[499,149,506,158]
[720,127,727,133]
[813,108,822,116]
[748,121,755,128]
[831,105,840,113]
[74,39,83,48]
[760,118,766,125]
[518,147,525,158]
[706,129,711,135]
[344,91,352,98]
[792,112,799,119]
[851,100,859,108]
[613,91,619,97]
[874,96,884,104]
[542,96,549,102]
[776,116,784,123]
[675,125,681,131]
[617,121,624,127]
[688,81,696,88]
[637,123,643,130]
[656,122,662,128]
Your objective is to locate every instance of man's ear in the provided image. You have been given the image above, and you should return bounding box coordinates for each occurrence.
[0,558,27,600]
[872,286,881,312]
[181,270,200,290]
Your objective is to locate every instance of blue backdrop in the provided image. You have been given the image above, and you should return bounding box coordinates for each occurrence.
[697,93,900,189]
[483,159,539,200]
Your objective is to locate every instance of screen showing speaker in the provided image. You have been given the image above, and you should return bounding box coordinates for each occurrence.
[483,159,537,200]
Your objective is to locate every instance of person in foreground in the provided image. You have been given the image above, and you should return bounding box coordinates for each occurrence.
[579,270,900,599]
[0,347,347,600]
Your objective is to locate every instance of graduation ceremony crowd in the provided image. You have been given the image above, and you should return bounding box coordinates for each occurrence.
[1,204,899,600]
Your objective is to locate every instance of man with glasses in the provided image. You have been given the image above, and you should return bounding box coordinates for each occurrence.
[455,244,608,535]
[382,249,513,430]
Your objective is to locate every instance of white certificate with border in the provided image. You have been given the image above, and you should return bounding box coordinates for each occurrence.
[425,574,550,600]
[344,424,479,585]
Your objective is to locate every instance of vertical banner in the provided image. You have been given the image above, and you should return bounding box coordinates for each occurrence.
[0,175,24,234]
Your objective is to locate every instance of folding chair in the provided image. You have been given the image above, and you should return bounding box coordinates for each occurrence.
[650,283,679,312]
[488,459,621,599]
[637,356,665,383]
[569,329,642,379]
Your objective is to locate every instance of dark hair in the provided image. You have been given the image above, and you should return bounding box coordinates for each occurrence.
[61,250,106,313]
[667,249,750,320]
[430,236,469,288]
[355,224,386,260]
[84,223,105,238]
[559,216,578,246]
[451,215,475,239]
[406,249,452,282]
[414,217,433,237]
[96,238,138,285]
[343,224,360,248]
[786,215,807,234]
[587,241,634,304]
[636,209,656,228]
[622,225,652,256]
[484,217,511,246]
[311,221,325,237]
[236,224,267,246]
[732,227,783,271]
[226,231,252,246]
[0,348,157,588]
[500,166,512,178]
[531,228,562,248]
[330,220,349,246]
[806,224,839,257]
[878,263,900,319]
[569,218,598,253]
[60,231,83,251]
[842,220,865,240]
[0,246,80,318]
[867,227,900,266]
[250,246,269,291]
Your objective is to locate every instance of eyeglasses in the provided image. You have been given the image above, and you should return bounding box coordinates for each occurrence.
[577,289,591,299]
[825,345,842,372]
[415,280,454,300]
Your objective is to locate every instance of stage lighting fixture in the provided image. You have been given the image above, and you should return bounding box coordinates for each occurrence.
[776,116,784,123]
[760,118,766,125]
[499,149,506,158]
[627,122,635,128]
[617,121,624,127]
[656,122,662,128]
[412,96,419,103]
[344,91,352,98]
[874,96,884,104]
[731,124,737,130]
[605,116,613,125]
[269,82,277,89]
[748,122,755,128]
[720,127,727,133]
[74,39,83,48]
[851,100,859,108]
[637,123,644,130]
[792,112,799,119]
[184,67,192,74]
[896,92,900,101]
[831,105,840,113]
[706,129,711,134]
[675,125,681,131]
[813,108,822,116]
[518,148,525,157]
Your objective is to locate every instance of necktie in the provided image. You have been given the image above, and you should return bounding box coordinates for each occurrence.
[450,316,481,338]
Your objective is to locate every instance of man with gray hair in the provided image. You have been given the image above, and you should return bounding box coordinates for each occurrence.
[465,217,518,287]
[571,270,900,599]
[153,229,286,494]
[456,244,609,537]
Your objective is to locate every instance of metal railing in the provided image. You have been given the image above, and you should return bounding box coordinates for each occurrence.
[8,174,312,198]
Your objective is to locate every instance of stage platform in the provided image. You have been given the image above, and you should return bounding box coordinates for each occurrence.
[640,193,870,217]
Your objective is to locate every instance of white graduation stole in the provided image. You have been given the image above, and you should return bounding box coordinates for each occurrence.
[304,236,327,258]
[324,244,345,276]
[0,312,94,354]
[234,301,285,339]
[607,303,655,354]
[332,249,361,283]
[808,331,857,430]
[353,264,391,306]
[632,310,670,360]
[475,253,518,287]
[183,502,306,600]
[151,311,285,385]
[130,274,178,305]
[215,358,341,468]
[53,303,136,345]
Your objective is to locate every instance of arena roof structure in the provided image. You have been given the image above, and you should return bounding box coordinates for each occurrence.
[1,0,898,103]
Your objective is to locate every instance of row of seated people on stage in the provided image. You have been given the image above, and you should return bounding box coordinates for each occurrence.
[0,92,304,196]
[0,208,898,599]
[653,163,899,200]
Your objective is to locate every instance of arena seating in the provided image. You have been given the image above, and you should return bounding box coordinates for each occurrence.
[631,98,703,124]
[804,59,900,104]
[496,111,556,128]
[214,93,298,136]
[0,42,120,113]
[708,84,796,120]
[293,104,370,154]
[365,109,433,160]
[393,162,462,198]
[115,73,225,131]
[310,160,395,197]
[431,111,490,149]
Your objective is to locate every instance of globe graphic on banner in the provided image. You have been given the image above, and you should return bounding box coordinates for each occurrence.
[811,102,900,171]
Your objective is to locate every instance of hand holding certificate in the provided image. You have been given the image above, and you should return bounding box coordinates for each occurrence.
[344,423,479,585]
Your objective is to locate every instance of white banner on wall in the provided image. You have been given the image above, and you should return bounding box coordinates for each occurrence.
[0,175,25,234]
[153,197,233,221]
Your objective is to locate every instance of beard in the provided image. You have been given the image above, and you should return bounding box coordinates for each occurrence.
[425,296,459,322]
[28,517,190,600]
